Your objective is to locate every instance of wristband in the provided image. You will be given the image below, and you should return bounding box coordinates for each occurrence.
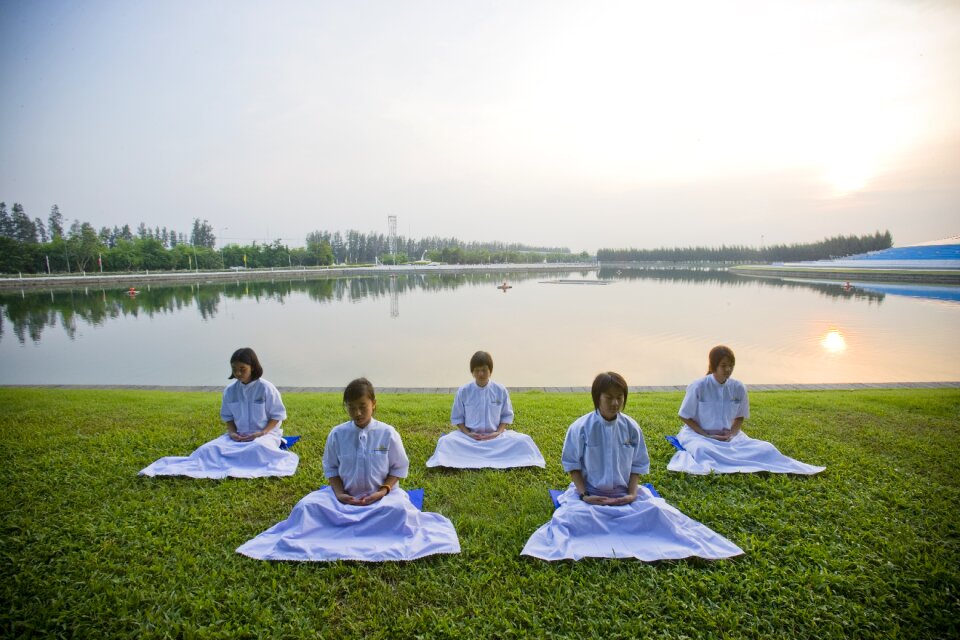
[579,491,588,500]
[379,484,392,494]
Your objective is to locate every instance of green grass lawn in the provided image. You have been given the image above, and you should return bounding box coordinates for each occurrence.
[2,388,957,639]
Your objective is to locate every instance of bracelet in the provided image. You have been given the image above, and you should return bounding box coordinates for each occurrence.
[579,491,588,500]
[379,484,392,494]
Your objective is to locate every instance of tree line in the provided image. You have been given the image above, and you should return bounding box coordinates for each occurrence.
[0,202,587,274]
[304,229,583,267]
[597,231,894,263]
[0,203,222,273]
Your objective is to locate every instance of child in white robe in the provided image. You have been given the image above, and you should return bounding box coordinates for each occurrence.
[667,345,825,475]
[522,372,743,561]
[139,347,297,478]
[236,378,461,562]
[426,350,545,469]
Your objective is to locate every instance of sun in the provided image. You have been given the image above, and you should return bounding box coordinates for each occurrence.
[823,157,873,195]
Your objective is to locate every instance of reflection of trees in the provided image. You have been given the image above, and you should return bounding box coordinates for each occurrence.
[0,271,574,343]
[599,267,886,303]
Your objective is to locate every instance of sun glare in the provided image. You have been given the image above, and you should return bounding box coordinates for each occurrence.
[820,329,848,354]
[824,160,872,195]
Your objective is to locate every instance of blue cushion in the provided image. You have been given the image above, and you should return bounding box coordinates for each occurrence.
[665,435,686,451]
[280,435,301,450]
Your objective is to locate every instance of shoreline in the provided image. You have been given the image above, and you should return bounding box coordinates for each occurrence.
[0,262,597,291]
[4,381,957,393]
[730,264,960,284]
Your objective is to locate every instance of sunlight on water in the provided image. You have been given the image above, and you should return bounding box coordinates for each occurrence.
[820,329,848,354]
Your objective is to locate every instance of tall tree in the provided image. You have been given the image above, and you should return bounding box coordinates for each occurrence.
[11,203,37,243]
[0,202,11,238]
[35,218,48,243]
[67,220,102,272]
[48,205,64,239]
[190,218,216,248]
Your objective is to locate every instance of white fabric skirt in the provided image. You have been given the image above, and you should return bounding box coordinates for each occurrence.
[235,486,461,562]
[521,484,744,562]
[425,429,546,469]
[667,426,826,475]
[138,432,299,479]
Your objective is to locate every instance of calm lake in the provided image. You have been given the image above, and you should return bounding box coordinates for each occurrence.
[1,268,958,387]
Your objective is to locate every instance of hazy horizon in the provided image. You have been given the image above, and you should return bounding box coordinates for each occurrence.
[1,1,957,253]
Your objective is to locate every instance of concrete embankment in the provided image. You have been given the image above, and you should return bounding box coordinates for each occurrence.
[0,262,598,291]
[730,264,960,284]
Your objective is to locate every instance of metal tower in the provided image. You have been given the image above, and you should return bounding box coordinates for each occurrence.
[388,215,397,257]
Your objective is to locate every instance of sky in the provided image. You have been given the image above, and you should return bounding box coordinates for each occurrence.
[1,0,957,253]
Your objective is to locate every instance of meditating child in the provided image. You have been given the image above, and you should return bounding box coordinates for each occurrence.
[236,378,461,562]
[139,347,298,478]
[426,350,545,469]
[667,345,825,475]
[521,372,743,561]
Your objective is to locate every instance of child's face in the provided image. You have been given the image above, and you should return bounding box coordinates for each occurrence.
[712,357,734,384]
[231,362,253,384]
[598,389,625,421]
[471,365,491,387]
[345,396,376,428]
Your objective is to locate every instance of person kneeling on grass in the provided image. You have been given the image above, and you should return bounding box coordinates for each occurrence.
[666,345,826,476]
[521,372,743,562]
[426,350,545,470]
[138,347,297,479]
[236,378,461,562]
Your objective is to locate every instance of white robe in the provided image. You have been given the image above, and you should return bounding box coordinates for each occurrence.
[426,430,545,469]
[426,380,545,469]
[235,486,461,562]
[139,378,297,478]
[670,375,825,475]
[237,418,460,562]
[522,410,742,562]
[138,431,299,478]
[667,426,826,475]
[521,483,744,561]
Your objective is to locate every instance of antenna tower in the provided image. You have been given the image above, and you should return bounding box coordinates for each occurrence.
[388,215,397,257]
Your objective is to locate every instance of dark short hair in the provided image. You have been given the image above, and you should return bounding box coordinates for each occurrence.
[708,345,736,373]
[469,350,494,372]
[343,377,376,404]
[591,372,629,410]
[229,347,263,380]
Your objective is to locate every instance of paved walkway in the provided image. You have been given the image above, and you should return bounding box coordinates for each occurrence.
[4,382,958,393]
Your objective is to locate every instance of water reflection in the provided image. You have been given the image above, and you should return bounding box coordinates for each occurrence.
[820,329,848,354]
[3,268,957,386]
[599,266,889,304]
[0,271,579,344]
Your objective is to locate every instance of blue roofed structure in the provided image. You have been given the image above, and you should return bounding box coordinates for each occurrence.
[781,237,960,270]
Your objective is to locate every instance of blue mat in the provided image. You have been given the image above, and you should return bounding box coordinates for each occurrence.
[549,483,660,508]
[664,435,686,451]
[280,435,301,450]
[406,488,424,511]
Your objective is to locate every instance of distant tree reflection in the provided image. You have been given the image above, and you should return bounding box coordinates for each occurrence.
[0,271,561,343]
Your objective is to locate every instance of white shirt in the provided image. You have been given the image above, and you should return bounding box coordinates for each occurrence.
[220,378,286,434]
[450,380,514,433]
[561,410,650,498]
[678,374,750,433]
[322,419,409,496]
